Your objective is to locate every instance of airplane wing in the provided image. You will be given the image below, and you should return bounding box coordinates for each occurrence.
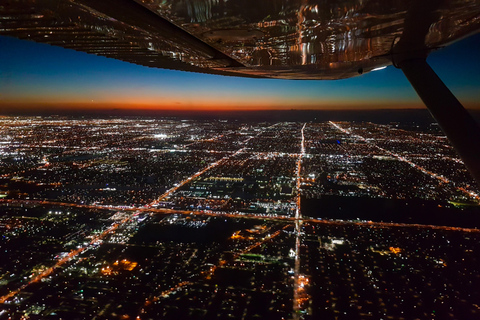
[1,0,479,80]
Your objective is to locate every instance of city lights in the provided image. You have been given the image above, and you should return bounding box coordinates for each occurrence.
[1,117,479,319]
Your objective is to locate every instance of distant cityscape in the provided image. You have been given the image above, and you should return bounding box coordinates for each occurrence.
[1,116,480,320]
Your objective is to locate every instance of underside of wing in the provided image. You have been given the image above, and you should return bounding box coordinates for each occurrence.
[1,0,480,79]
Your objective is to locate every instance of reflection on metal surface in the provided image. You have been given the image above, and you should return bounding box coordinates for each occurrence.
[372,66,387,71]
[1,0,480,79]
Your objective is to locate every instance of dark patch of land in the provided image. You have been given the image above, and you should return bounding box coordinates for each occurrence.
[302,196,480,228]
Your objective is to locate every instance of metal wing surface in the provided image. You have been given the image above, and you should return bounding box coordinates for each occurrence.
[2,0,480,79]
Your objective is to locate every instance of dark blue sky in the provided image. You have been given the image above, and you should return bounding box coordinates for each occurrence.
[0,33,479,111]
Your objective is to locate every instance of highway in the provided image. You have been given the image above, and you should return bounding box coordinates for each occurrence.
[293,123,306,319]
[2,198,479,233]
[0,212,132,304]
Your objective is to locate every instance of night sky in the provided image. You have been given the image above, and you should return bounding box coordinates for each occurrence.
[0,33,479,113]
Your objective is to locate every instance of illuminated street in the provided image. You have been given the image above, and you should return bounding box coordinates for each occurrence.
[293,123,307,319]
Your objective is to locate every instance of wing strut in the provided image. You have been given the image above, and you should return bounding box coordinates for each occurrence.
[398,58,480,188]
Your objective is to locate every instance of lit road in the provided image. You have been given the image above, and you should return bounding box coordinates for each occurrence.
[0,213,134,304]
[150,146,245,205]
[329,121,480,202]
[1,199,479,233]
[293,123,306,320]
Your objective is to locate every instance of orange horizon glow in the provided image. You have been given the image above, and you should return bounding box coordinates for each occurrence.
[0,101,430,112]
[2,100,479,113]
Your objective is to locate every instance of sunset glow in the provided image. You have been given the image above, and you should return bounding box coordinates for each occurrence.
[1,34,479,114]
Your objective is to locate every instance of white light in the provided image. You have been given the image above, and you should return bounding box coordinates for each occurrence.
[372,66,387,71]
